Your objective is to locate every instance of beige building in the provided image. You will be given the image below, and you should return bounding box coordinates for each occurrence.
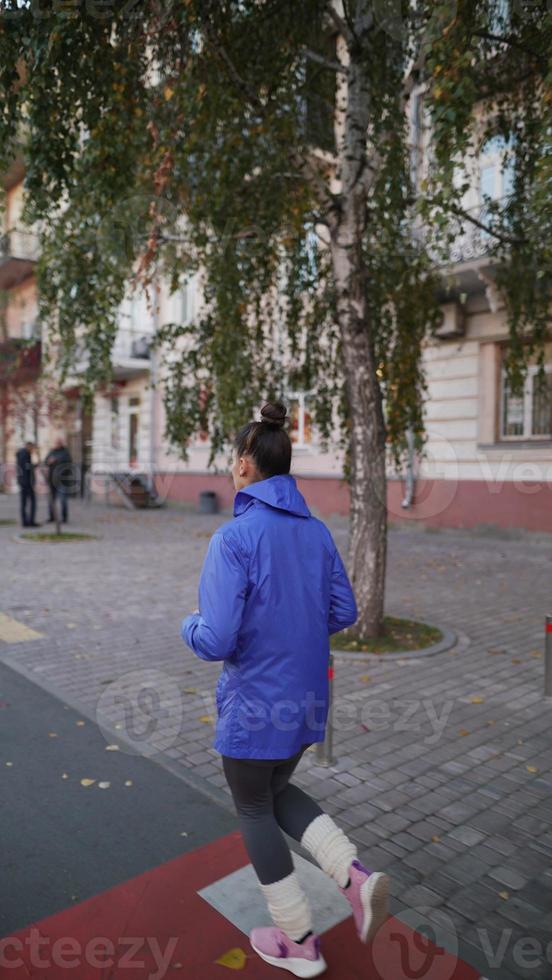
[135,130,552,531]
[407,131,552,533]
[1,163,62,502]
[2,130,551,529]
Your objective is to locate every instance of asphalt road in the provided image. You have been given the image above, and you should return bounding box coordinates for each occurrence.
[0,659,236,937]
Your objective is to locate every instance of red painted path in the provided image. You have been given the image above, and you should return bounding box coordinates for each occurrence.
[1,832,481,980]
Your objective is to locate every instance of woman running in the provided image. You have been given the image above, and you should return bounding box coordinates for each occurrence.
[181,402,389,977]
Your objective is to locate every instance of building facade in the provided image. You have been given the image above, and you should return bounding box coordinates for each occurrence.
[0,160,74,502]
[2,137,551,530]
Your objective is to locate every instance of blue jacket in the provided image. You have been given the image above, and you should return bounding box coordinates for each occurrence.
[181,474,357,759]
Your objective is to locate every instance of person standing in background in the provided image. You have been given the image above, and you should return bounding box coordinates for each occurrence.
[16,441,39,528]
[44,437,73,525]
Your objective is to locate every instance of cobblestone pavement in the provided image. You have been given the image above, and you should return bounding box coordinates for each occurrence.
[1,493,552,979]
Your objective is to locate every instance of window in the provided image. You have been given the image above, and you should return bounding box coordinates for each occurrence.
[500,365,552,439]
[532,372,552,436]
[501,380,524,437]
[21,320,40,341]
[129,292,144,331]
[128,397,141,466]
[478,135,515,250]
[197,384,210,443]
[110,397,120,450]
[180,280,193,324]
[169,278,194,325]
[300,32,337,154]
[488,0,510,34]
[479,135,515,214]
[304,227,318,281]
[289,393,313,448]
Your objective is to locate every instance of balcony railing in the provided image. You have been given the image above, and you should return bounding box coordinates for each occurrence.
[0,339,41,384]
[112,326,151,363]
[0,227,40,289]
[429,200,512,267]
[0,227,40,263]
[111,327,152,378]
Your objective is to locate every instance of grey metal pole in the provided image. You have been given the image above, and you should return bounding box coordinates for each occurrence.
[316,654,335,766]
[401,426,415,509]
[545,616,552,700]
[148,278,159,496]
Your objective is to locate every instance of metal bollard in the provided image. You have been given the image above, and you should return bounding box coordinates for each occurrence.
[545,616,552,700]
[316,654,335,766]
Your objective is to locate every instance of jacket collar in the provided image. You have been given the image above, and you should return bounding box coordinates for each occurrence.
[234,474,311,518]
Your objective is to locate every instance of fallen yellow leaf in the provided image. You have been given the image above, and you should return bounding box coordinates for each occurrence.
[48,732,58,738]
[183,687,197,694]
[458,729,470,737]
[124,780,133,787]
[80,778,95,787]
[431,835,441,843]
[470,696,485,704]
[527,765,538,773]
[359,675,371,683]
[530,651,543,658]
[215,948,247,970]
[486,719,496,725]
[199,715,214,724]
[498,890,509,900]
[76,721,85,727]
[511,658,521,664]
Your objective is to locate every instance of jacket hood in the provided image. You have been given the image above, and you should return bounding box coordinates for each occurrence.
[234,474,311,519]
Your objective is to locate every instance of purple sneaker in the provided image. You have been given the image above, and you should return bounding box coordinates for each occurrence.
[249,927,327,977]
[339,859,389,944]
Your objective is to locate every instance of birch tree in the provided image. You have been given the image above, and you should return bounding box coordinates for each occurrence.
[0,0,550,636]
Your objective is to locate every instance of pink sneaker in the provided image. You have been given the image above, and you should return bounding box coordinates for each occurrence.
[249,926,327,977]
[339,859,389,944]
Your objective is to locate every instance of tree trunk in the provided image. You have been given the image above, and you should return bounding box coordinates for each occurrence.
[330,230,387,639]
[328,1,387,638]
[346,347,387,640]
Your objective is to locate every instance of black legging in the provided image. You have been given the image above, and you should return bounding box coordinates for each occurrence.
[222,743,324,885]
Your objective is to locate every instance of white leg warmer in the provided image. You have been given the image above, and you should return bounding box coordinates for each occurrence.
[259,870,312,941]
[300,813,358,888]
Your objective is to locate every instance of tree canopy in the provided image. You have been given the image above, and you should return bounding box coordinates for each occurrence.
[1,0,549,462]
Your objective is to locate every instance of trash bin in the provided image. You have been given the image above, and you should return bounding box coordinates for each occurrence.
[199,490,218,514]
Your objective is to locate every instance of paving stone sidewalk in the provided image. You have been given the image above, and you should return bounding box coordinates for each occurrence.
[1,494,552,979]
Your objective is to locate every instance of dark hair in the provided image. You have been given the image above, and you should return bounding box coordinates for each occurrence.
[235,402,292,478]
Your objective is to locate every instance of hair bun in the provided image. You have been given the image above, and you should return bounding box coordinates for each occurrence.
[260,402,287,428]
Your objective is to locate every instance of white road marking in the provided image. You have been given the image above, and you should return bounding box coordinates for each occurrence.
[198,853,351,936]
